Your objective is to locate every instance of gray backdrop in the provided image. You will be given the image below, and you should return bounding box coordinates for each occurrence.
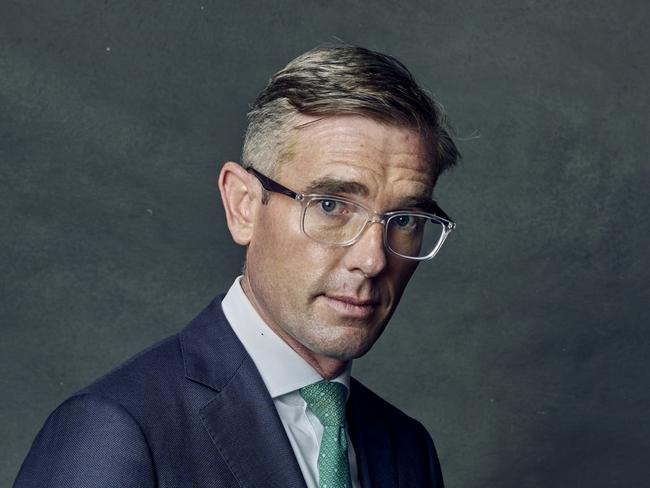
[2,1,648,487]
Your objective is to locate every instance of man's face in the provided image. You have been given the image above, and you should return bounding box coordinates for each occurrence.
[244,114,435,361]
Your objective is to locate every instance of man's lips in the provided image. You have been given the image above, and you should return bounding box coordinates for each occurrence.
[320,294,379,318]
[324,294,378,306]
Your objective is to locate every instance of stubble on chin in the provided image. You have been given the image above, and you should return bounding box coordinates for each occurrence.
[301,307,390,360]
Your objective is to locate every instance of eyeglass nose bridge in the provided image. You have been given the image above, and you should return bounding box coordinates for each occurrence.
[348,212,388,246]
[367,213,386,226]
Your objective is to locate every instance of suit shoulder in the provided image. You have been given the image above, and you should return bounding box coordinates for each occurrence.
[34,392,147,432]
[77,295,226,401]
[77,333,183,406]
[14,393,156,487]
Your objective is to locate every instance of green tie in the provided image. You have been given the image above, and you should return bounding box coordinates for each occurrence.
[300,380,352,488]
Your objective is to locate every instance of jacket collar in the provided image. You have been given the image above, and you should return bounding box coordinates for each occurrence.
[179,295,395,488]
[179,294,247,392]
[180,295,308,488]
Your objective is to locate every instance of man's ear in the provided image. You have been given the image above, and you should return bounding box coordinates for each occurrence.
[218,162,260,246]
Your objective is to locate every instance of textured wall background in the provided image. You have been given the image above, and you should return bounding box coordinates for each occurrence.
[2,1,648,486]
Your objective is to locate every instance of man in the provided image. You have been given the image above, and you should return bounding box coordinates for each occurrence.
[14,45,459,488]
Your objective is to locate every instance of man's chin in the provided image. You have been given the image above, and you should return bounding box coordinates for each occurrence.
[307,330,380,361]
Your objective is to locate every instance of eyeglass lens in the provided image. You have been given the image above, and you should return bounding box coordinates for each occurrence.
[302,197,446,259]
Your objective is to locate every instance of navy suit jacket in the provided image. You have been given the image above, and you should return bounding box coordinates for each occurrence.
[14,295,444,487]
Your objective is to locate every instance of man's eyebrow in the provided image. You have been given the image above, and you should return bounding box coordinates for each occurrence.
[303,177,369,197]
[397,196,439,213]
[303,178,440,212]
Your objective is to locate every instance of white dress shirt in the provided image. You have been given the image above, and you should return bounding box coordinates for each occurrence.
[221,276,361,488]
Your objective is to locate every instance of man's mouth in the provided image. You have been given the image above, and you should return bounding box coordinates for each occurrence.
[320,294,379,318]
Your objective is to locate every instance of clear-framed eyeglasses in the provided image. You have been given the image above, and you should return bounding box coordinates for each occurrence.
[248,167,456,261]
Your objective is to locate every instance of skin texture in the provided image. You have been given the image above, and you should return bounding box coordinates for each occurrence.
[218,114,434,379]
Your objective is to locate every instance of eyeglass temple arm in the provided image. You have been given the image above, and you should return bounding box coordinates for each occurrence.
[247,167,302,200]
[248,166,454,223]
[429,201,454,223]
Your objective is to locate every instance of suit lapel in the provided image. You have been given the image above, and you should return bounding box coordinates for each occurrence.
[348,378,397,488]
[180,296,307,488]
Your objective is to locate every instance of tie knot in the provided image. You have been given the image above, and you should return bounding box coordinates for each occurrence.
[299,380,348,426]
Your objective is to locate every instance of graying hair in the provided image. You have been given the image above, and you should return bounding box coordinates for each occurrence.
[242,45,460,182]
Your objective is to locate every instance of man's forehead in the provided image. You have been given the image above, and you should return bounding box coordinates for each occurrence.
[290,114,426,150]
[281,114,434,177]
[275,116,434,207]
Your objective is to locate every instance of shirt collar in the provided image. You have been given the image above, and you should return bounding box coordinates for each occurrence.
[221,276,352,399]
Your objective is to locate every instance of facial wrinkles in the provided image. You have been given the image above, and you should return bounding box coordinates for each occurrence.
[321,132,423,176]
[288,114,425,167]
[302,121,431,203]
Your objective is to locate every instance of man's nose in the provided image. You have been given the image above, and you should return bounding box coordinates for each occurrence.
[343,220,388,278]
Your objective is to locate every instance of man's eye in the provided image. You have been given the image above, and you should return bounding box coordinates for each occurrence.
[320,200,343,214]
[394,215,414,227]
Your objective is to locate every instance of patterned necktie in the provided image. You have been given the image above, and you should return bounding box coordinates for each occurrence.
[300,380,352,488]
